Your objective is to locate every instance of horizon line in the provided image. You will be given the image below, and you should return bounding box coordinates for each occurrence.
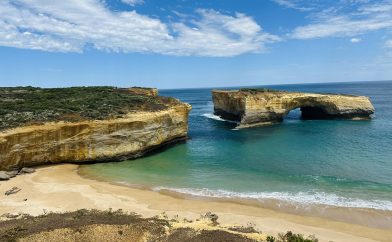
[1,79,391,90]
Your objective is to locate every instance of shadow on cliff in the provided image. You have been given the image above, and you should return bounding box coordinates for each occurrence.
[68,137,189,166]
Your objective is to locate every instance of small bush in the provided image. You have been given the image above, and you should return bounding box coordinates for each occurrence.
[266,235,276,242]
[278,231,318,242]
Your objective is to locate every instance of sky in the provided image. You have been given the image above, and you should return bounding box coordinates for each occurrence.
[0,0,392,89]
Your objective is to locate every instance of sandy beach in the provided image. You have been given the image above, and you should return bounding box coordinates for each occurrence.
[0,164,390,242]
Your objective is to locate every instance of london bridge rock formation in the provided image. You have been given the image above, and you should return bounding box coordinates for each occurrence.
[0,87,191,170]
[212,88,375,129]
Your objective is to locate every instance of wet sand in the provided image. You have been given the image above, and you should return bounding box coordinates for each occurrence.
[0,164,391,242]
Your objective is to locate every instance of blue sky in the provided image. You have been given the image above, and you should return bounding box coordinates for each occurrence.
[0,0,392,88]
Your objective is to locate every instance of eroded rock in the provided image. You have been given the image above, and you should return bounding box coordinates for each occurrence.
[0,87,191,170]
[0,104,191,170]
[19,168,36,174]
[5,170,18,178]
[212,88,375,128]
[119,87,159,96]
[0,171,10,181]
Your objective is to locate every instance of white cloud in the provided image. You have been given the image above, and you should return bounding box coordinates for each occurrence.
[350,37,361,43]
[272,0,299,9]
[290,1,392,39]
[386,40,392,48]
[271,0,314,11]
[121,0,144,6]
[0,0,279,57]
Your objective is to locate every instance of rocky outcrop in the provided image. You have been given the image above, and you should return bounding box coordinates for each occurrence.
[212,89,375,129]
[119,87,159,96]
[0,171,10,180]
[0,103,191,170]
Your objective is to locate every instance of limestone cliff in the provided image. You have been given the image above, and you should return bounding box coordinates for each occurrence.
[0,86,191,170]
[119,87,159,96]
[212,89,374,129]
[0,103,191,170]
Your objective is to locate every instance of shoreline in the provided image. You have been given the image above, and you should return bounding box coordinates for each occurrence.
[1,164,391,242]
[79,167,392,230]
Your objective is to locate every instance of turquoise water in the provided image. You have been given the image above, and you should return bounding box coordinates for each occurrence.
[81,81,392,212]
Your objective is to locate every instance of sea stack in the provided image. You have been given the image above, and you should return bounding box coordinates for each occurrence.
[0,87,191,170]
[212,88,375,129]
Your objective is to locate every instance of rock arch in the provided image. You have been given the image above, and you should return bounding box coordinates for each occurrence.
[212,89,375,129]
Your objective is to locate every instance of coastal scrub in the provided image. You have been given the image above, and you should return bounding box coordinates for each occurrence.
[0,86,179,130]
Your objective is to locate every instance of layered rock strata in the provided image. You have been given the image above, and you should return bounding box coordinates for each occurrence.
[0,104,190,170]
[0,87,191,170]
[119,87,159,96]
[212,89,374,129]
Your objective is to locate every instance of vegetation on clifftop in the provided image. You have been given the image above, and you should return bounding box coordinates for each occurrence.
[240,88,285,93]
[0,86,180,130]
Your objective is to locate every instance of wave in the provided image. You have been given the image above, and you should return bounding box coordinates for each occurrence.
[153,187,392,211]
[201,113,238,124]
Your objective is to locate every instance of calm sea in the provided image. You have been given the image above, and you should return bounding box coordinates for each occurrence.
[80,81,392,226]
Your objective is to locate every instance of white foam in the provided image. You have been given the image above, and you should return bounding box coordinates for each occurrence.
[153,187,392,211]
[201,113,238,124]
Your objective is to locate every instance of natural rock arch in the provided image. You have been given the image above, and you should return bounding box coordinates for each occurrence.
[278,97,345,120]
[212,89,375,129]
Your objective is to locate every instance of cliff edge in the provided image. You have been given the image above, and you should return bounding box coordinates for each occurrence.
[212,88,374,129]
[0,87,191,170]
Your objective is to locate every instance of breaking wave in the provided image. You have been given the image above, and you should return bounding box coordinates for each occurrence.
[153,187,392,211]
[201,113,238,124]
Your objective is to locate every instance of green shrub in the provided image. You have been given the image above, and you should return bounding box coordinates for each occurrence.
[240,88,283,93]
[278,231,318,242]
[266,235,276,242]
[0,86,180,130]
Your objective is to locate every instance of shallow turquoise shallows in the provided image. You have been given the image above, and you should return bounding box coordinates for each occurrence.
[80,81,392,211]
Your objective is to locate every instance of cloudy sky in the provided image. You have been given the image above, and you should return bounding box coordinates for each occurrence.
[0,0,392,88]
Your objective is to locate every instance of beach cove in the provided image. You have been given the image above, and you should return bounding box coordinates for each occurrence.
[1,164,391,242]
[81,81,392,227]
[0,82,391,241]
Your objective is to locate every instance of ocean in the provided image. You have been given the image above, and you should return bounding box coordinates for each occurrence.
[79,81,392,227]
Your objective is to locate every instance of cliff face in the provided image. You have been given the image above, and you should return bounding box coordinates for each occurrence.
[119,87,159,96]
[0,103,191,170]
[212,89,375,129]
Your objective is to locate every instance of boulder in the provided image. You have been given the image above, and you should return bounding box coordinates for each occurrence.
[19,167,36,174]
[5,170,19,178]
[0,171,10,180]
